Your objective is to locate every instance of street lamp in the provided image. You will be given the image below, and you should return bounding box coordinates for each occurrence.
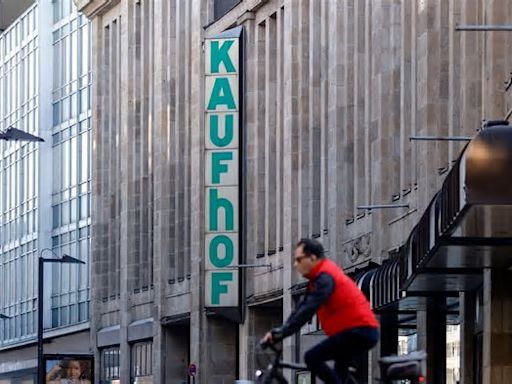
[0,126,44,142]
[37,248,85,384]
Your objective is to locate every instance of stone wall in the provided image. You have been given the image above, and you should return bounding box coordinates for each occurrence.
[76,0,512,383]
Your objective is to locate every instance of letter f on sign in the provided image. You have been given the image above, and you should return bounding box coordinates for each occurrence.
[211,272,233,305]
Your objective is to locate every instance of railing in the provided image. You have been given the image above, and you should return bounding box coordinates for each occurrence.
[399,145,469,289]
[438,158,462,234]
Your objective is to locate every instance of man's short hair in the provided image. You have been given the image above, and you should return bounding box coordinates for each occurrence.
[296,238,325,259]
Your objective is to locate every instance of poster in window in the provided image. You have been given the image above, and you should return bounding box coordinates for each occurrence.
[44,354,93,384]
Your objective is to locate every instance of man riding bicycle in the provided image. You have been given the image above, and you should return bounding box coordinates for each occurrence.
[262,238,379,384]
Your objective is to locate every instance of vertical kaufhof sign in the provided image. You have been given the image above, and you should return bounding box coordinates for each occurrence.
[204,27,242,309]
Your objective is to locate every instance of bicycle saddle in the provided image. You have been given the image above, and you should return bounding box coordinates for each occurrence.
[379,350,426,364]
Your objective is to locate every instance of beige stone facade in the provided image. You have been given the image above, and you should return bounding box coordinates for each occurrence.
[76,0,512,383]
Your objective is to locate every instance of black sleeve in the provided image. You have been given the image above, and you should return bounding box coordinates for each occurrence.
[275,273,335,339]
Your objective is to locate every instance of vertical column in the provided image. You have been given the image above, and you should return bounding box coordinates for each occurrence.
[460,291,476,384]
[483,268,512,384]
[379,312,399,357]
[417,297,447,384]
[326,0,343,261]
[309,0,321,238]
[483,0,510,119]
[151,0,171,380]
[297,0,310,238]
[119,0,133,381]
[239,12,257,380]
[89,12,108,384]
[319,0,329,248]
[283,0,301,374]
[415,0,446,211]
[343,0,355,219]
[459,0,483,137]
[448,0,461,163]
[37,0,54,351]
[189,0,205,379]
[369,312,399,384]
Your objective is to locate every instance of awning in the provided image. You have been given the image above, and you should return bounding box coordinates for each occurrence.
[401,121,512,293]
[352,257,410,313]
[370,257,404,311]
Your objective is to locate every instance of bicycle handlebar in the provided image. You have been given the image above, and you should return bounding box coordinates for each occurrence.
[259,339,281,350]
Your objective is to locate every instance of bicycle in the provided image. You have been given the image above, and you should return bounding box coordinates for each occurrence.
[256,341,426,384]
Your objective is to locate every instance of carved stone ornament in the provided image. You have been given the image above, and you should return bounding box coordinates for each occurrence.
[343,233,371,264]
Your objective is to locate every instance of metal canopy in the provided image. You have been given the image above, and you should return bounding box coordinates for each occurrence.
[401,122,512,293]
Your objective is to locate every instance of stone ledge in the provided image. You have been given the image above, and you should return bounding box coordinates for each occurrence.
[73,0,121,18]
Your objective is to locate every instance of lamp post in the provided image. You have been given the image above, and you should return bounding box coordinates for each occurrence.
[0,126,44,142]
[37,249,85,384]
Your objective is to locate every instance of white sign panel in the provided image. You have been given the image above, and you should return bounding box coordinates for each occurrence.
[204,29,241,309]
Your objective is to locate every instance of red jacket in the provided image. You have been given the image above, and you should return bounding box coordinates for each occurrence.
[307,259,379,336]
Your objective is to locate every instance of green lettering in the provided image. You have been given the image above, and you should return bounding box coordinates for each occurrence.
[209,189,234,231]
[209,235,234,267]
[207,78,236,110]
[211,152,233,184]
[211,272,233,305]
[209,114,234,147]
[211,40,236,73]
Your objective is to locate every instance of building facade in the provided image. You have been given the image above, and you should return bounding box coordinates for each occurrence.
[76,0,512,383]
[0,0,92,382]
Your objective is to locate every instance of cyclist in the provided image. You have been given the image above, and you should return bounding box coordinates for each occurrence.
[262,238,379,384]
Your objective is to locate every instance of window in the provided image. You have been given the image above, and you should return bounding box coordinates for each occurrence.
[213,0,241,21]
[131,341,153,383]
[101,346,121,383]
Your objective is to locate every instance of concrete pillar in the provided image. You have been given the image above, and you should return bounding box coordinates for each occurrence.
[417,297,447,384]
[190,313,237,384]
[243,305,283,380]
[370,312,398,384]
[483,268,512,384]
[460,291,476,384]
[379,312,399,357]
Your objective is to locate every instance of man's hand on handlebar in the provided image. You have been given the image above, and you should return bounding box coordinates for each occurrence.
[261,327,284,348]
[261,331,274,345]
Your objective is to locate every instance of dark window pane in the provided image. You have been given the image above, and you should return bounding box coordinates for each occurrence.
[214,0,241,21]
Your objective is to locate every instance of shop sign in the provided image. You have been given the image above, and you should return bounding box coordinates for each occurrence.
[204,27,242,309]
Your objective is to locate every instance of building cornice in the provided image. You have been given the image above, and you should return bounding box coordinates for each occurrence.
[73,0,120,19]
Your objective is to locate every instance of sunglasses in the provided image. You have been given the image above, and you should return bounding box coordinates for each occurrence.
[294,254,311,263]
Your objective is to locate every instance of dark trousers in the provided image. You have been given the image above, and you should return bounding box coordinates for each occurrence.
[304,326,379,384]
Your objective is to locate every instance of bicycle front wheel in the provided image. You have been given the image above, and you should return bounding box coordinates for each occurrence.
[257,369,288,384]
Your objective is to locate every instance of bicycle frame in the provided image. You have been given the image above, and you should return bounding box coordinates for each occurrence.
[257,345,301,384]
[256,343,424,384]
[256,344,358,384]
